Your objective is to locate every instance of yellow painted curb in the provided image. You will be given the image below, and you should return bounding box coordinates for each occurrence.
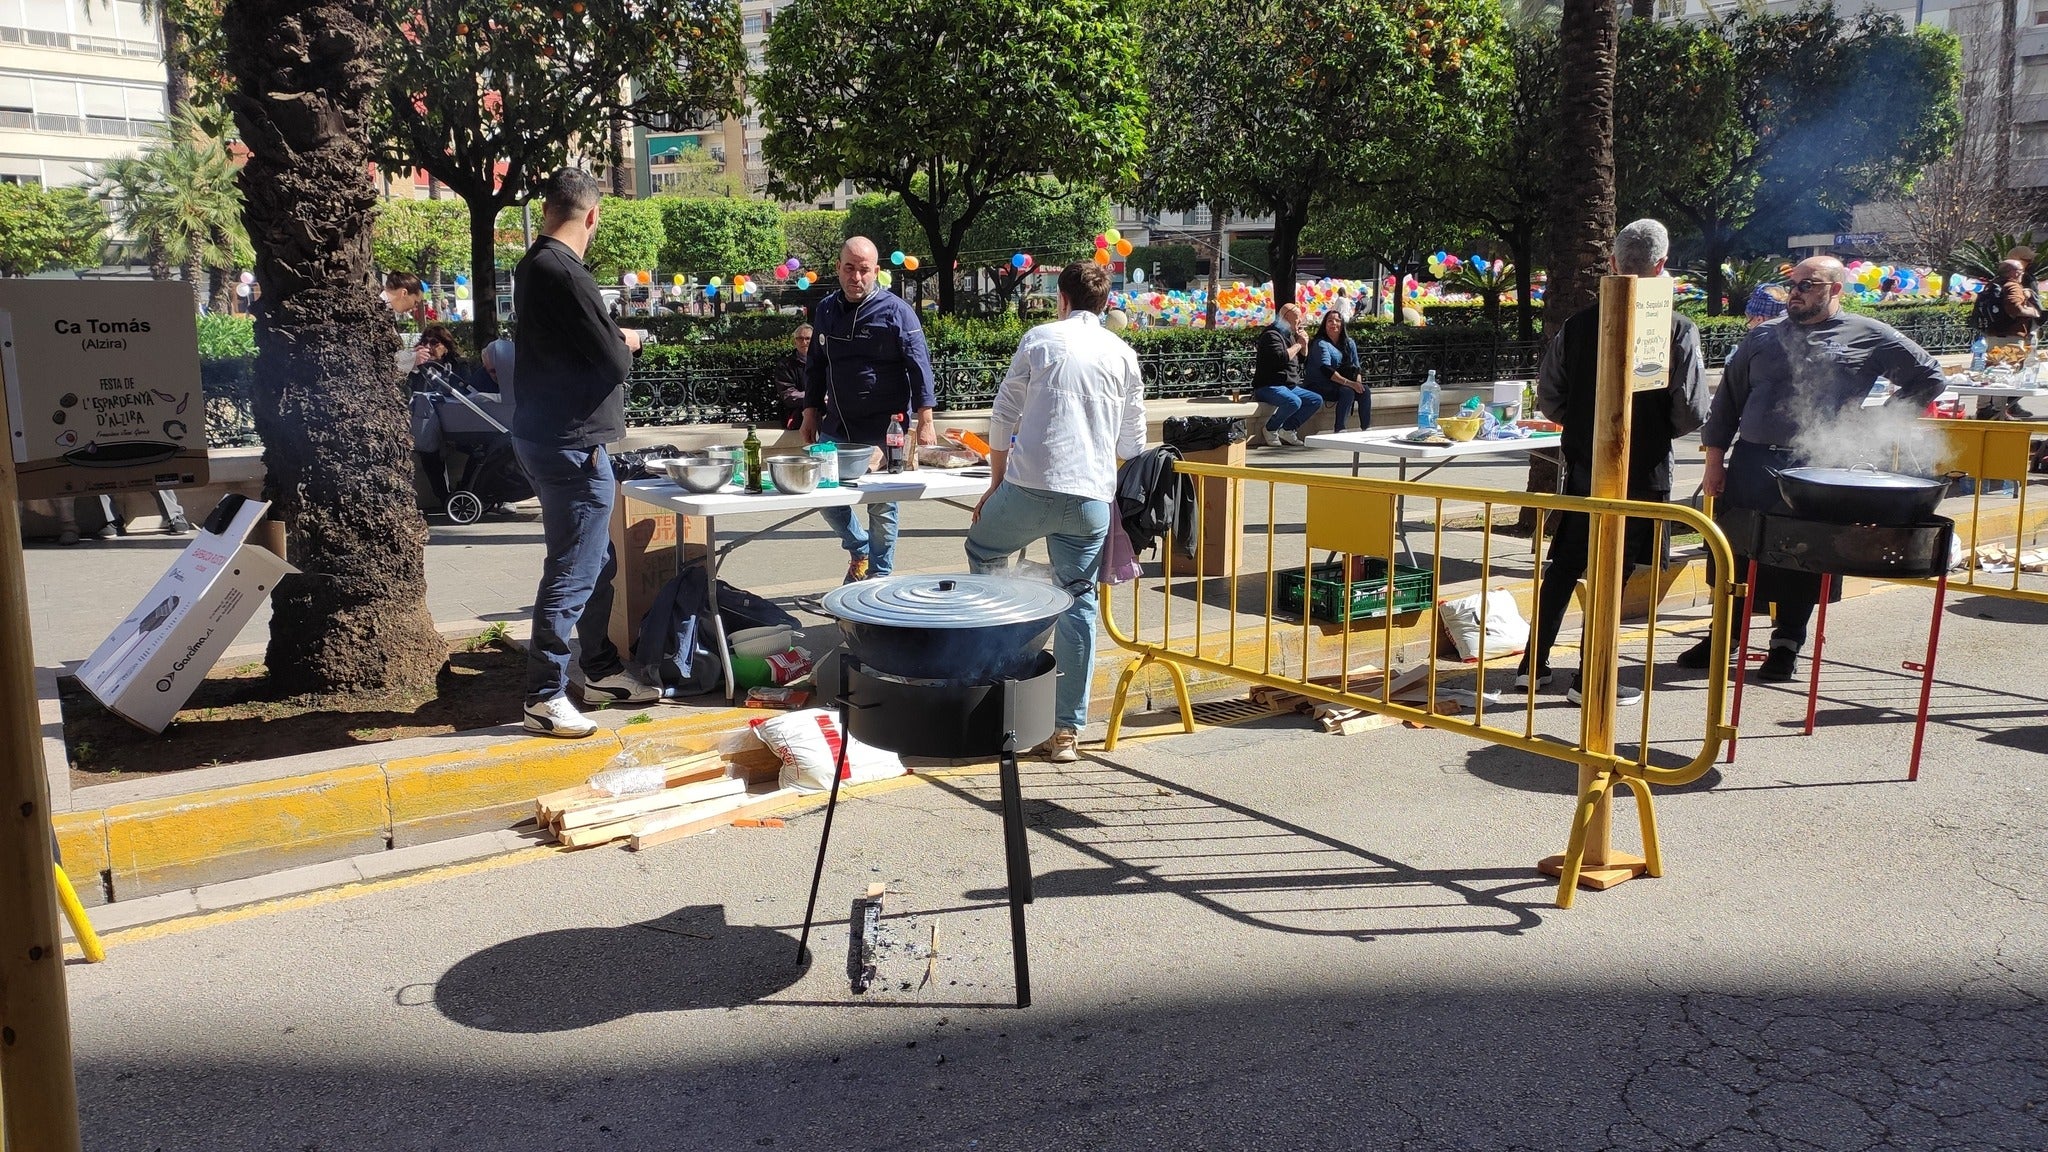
[52,812,108,904]
[103,765,390,899]
[383,732,625,848]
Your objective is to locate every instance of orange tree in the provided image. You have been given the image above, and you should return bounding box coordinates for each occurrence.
[1141,0,1509,313]
[756,0,1145,315]
[376,0,746,342]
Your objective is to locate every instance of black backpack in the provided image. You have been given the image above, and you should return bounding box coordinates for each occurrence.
[1971,289,2003,333]
[1115,445,1197,558]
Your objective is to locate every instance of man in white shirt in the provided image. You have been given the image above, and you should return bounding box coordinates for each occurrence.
[966,262,1148,762]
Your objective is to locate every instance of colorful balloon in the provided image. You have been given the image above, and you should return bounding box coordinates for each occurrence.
[1114,239,1133,258]
[903,255,920,271]
[1011,253,1028,269]
[1092,248,1111,266]
[785,257,801,271]
[890,250,905,265]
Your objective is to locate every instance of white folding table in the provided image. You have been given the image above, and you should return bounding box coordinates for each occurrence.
[622,469,993,698]
[1302,428,1565,565]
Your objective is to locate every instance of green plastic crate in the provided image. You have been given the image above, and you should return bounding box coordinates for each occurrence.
[1277,559,1435,623]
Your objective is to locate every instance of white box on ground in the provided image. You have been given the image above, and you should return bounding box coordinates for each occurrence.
[76,494,295,733]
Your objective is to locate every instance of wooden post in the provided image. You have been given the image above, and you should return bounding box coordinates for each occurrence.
[1539,274,1649,895]
[0,381,85,1149]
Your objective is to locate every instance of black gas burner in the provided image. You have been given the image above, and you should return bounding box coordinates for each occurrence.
[795,651,1054,1007]
[1717,509,1954,580]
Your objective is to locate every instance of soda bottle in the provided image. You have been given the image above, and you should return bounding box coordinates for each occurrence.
[885,412,906,474]
[1417,370,1440,431]
[742,424,764,493]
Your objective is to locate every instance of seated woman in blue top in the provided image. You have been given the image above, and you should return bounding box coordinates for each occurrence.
[1303,309,1367,431]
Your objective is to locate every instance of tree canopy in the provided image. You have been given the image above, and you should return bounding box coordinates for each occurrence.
[1647,3,1959,312]
[376,0,746,339]
[584,196,665,284]
[1143,0,1511,311]
[656,196,785,279]
[0,184,103,278]
[372,198,469,280]
[757,0,1146,313]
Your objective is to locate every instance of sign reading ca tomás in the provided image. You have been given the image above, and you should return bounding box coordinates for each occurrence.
[0,280,207,500]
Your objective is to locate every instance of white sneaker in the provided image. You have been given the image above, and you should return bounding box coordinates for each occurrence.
[525,695,598,738]
[579,668,661,705]
[1279,430,1306,447]
[1032,728,1080,763]
[1262,428,1285,448]
[1567,676,1643,707]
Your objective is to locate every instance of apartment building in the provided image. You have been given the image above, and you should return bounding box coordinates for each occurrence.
[0,0,164,188]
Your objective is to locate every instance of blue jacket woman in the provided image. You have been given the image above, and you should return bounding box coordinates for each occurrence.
[1303,310,1367,431]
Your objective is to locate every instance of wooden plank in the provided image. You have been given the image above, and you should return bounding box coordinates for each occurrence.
[534,751,725,822]
[554,776,746,830]
[555,792,754,848]
[628,789,799,852]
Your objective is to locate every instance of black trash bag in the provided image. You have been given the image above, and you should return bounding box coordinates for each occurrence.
[1162,415,1247,452]
[611,445,685,481]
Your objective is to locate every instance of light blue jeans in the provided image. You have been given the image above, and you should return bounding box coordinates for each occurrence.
[821,502,900,576]
[1254,385,1322,431]
[963,483,1109,732]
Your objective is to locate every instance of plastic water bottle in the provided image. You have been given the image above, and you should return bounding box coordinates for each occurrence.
[1417,370,1440,431]
[1970,335,1987,372]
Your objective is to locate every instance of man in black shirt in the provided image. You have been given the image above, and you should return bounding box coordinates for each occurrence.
[1523,219,1710,703]
[511,169,659,737]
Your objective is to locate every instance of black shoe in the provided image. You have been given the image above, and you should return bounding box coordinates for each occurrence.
[1514,663,1553,690]
[1757,647,1798,683]
[2009,401,2036,420]
[1676,637,1714,669]
[1567,675,1642,706]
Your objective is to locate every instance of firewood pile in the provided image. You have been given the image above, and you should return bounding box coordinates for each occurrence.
[534,746,797,852]
[1246,663,1432,735]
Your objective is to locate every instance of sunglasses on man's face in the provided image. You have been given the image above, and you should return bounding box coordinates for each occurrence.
[1786,277,1838,294]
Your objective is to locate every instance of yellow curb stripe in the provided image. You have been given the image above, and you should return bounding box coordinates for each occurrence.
[63,765,996,956]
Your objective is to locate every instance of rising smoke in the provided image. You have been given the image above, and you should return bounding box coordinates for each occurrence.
[1784,376,1958,475]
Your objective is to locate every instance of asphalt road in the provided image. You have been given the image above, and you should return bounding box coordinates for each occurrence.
[63,587,2048,1151]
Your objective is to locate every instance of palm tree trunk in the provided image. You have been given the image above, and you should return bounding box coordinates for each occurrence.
[158,8,193,117]
[223,0,442,696]
[1545,0,1619,334]
[183,251,205,314]
[1997,0,2017,189]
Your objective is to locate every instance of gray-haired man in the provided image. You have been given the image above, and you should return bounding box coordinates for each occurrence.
[1521,219,1710,702]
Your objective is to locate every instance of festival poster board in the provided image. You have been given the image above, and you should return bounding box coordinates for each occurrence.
[1629,276,1675,394]
[0,280,207,501]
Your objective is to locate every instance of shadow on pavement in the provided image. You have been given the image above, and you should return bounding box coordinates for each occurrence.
[924,758,1550,941]
[433,904,809,1032]
[1946,594,2048,625]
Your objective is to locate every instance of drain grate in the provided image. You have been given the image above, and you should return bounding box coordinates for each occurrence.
[1190,697,1271,727]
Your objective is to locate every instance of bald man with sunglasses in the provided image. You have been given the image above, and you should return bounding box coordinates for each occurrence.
[1689,256,1946,682]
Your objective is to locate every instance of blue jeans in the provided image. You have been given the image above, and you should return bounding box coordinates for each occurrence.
[822,502,900,576]
[1255,385,1322,431]
[1329,384,1369,432]
[963,483,1109,732]
[514,440,625,704]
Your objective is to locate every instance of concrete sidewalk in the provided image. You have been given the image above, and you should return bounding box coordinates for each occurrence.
[60,586,2048,1151]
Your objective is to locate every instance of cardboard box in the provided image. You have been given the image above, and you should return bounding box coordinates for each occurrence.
[75,494,295,734]
[608,486,706,659]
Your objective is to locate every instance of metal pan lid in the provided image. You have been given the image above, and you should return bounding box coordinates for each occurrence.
[822,573,1072,628]
[1780,466,1946,490]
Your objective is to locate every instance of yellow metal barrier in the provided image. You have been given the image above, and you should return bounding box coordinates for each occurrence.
[1895,418,2048,605]
[1099,459,1739,908]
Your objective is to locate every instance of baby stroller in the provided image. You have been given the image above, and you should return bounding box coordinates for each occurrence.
[410,371,531,524]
